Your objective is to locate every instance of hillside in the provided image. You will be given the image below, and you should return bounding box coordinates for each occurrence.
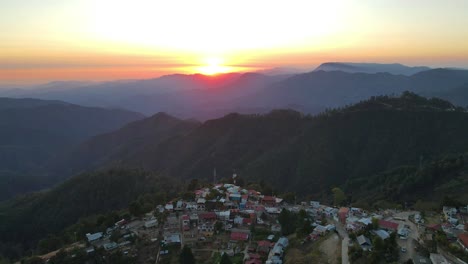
[0,98,144,200]
[49,112,200,176]
[49,93,468,198]
[347,154,468,207]
[0,169,179,255]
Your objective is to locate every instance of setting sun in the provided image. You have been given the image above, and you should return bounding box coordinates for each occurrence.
[197,58,231,75]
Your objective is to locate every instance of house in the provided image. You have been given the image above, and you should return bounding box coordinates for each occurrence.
[448,217,459,225]
[103,242,118,251]
[144,219,158,228]
[243,218,254,226]
[265,207,281,214]
[245,259,262,264]
[358,217,372,226]
[114,219,127,227]
[313,225,328,235]
[271,224,281,232]
[458,233,468,252]
[414,213,422,223]
[257,240,272,255]
[182,215,190,231]
[86,232,103,242]
[378,219,399,231]
[310,201,320,208]
[323,207,337,217]
[197,198,206,210]
[165,203,174,211]
[397,227,410,238]
[339,207,349,223]
[373,229,390,240]
[216,210,230,221]
[261,196,276,206]
[267,237,288,263]
[164,233,181,245]
[229,193,242,202]
[230,232,249,241]
[357,235,372,251]
[199,212,217,222]
[199,222,215,236]
[186,202,197,210]
[175,200,184,211]
[276,237,289,247]
[443,207,457,219]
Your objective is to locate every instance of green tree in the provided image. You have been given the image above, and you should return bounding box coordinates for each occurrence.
[129,201,142,216]
[220,253,232,264]
[371,217,379,230]
[215,221,223,232]
[278,208,297,235]
[281,192,296,204]
[332,187,346,206]
[180,245,195,264]
[110,229,121,242]
[187,179,199,191]
[37,235,63,254]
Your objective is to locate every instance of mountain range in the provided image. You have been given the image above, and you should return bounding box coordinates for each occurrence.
[2,63,468,120]
[44,93,468,199]
[314,62,431,75]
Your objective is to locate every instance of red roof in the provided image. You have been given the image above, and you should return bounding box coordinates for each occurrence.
[182,215,190,220]
[230,232,249,241]
[242,195,249,200]
[248,253,261,259]
[459,233,468,248]
[378,220,399,230]
[257,240,271,247]
[245,259,262,264]
[426,224,441,231]
[243,218,253,225]
[262,196,275,201]
[199,212,217,220]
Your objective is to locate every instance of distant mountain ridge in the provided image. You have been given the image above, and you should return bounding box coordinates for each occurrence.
[2,65,468,120]
[314,62,431,75]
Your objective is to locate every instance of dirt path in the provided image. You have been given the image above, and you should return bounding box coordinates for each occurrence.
[320,233,341,264]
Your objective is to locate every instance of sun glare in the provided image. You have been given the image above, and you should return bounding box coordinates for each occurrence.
[197,58,230,75]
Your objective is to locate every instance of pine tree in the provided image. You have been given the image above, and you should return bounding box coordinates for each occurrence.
[180,245,195,264]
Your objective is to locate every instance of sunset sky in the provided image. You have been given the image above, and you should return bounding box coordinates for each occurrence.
[1,0,468,84]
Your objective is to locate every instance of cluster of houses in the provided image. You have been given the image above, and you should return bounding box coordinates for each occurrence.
[82,213,160,259]
[40,178,468,264]
[436,206,468,252]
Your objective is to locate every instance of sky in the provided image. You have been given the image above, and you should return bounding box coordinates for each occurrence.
[1,0,468,84]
